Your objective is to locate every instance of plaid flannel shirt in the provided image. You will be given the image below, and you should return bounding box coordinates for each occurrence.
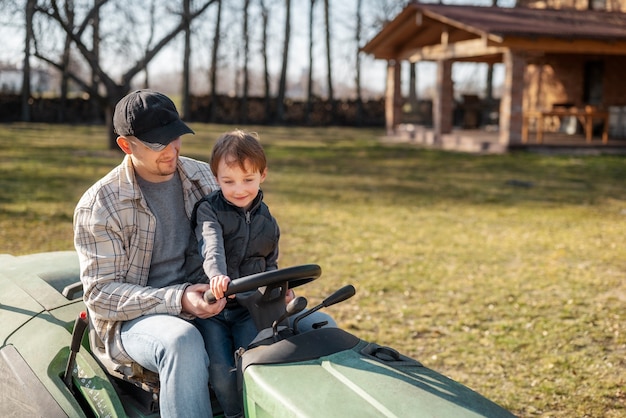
[73,155,218,365]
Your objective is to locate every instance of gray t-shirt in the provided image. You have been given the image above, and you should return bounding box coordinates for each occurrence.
[137,172,197,288]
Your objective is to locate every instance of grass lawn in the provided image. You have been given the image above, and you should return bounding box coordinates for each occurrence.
[1,122,624,417]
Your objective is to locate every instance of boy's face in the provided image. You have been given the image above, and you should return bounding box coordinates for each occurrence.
[216,157,266,211]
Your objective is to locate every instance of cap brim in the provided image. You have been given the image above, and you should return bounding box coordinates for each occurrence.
[136,119,194,150]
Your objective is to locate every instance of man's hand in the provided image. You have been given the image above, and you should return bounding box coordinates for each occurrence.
[181,283,227,319]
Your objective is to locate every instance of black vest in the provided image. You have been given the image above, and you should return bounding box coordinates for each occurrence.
[191,189,279,279]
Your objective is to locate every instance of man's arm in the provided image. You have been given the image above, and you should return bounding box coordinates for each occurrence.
[74,203,189,321]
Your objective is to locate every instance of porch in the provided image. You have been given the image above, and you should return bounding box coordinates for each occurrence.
[383,124,626,155]
[362,5,626,154]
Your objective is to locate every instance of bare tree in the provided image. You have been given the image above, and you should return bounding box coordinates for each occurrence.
[323,0,335,121]
[209,0,222,123]
[241,0,251,124]
[354,0,363,125]
[22,0,36,122]
[58,0,75,123]
[275,0,291,123]
[11,0,421,128]
[182,0,192,119]
[486,64,494,101]
[90,4,101,122]
[305,0,316,124]
[408,62,418,113]
[32,0,216,149]
[260,0,272,121]
[364,0,407,36]
[141,0,157,89]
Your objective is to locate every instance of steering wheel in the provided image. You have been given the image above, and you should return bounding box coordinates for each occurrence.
[203,264,321,303]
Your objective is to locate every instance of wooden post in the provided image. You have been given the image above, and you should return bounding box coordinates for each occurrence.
[385,60,402,136]
[433,59,453,143]
[499,50,526,145]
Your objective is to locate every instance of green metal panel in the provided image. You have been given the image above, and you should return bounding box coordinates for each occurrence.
[1,252,127,417]
[0,272,45,343]
[243,342,515,418]
[7,302,127,417]
[1,251,81,310]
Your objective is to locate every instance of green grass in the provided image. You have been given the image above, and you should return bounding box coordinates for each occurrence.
[1,122,625,417]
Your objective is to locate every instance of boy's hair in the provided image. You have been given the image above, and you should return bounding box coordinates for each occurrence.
[210,129,267,176]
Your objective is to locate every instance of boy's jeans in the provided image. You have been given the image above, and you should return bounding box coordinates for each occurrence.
[121,314,213,418]
[193,302,338,417]
[195,304,257,418]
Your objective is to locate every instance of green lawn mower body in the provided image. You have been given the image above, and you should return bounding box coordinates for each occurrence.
[0,251,514,417]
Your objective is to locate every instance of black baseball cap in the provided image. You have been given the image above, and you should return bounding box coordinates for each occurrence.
[113,89,194,151]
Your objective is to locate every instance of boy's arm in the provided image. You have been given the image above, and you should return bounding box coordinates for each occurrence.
[265,218,280,271]
[194,201,229,279]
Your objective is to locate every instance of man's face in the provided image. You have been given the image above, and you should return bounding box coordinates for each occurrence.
[121,137,181,182]
[216,157,266,211]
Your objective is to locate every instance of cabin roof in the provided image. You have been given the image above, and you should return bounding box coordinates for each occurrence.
[362,4,626,60]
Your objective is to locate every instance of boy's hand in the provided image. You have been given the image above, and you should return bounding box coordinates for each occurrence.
[285,288,295,304]
[210,275,231,299]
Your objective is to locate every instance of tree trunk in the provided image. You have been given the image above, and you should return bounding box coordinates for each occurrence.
[276,0,291,123]
[354,0,363,126]
[305,0,316,124]
[409,62,418,114]
[241,0,250,124]
[59,33,71,123]
[182,0,192,119]
[324,0,335,123]
[91,5,101,124]
[142,1,156,89]
[59,1,75,123]
[21,0,35,122]
[209,0,222,123]
[486,63,494,102]
[260,0,271,122]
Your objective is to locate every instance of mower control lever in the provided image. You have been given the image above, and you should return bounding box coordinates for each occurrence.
[272,296,308,339]
[63,311,89,392]
[292,284,356,334]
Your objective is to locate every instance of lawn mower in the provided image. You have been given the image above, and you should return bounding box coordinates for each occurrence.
[0,251,515,417]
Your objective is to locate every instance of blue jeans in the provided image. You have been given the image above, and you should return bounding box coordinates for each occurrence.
[120,315,212,418]
[195,304,257,418]
[194,303,337,417]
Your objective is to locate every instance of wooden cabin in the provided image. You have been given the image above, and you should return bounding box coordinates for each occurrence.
[361,2,626,152]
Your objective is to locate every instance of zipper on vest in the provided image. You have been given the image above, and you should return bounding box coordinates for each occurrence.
[245,211,251,224]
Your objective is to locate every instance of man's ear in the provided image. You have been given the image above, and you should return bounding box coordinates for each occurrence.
[260,167,268,183]
[116,136,133,155]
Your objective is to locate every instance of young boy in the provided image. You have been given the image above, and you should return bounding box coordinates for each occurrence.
[192,130,279,418]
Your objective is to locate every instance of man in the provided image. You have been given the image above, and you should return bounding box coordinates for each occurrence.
[74,89,225,417]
